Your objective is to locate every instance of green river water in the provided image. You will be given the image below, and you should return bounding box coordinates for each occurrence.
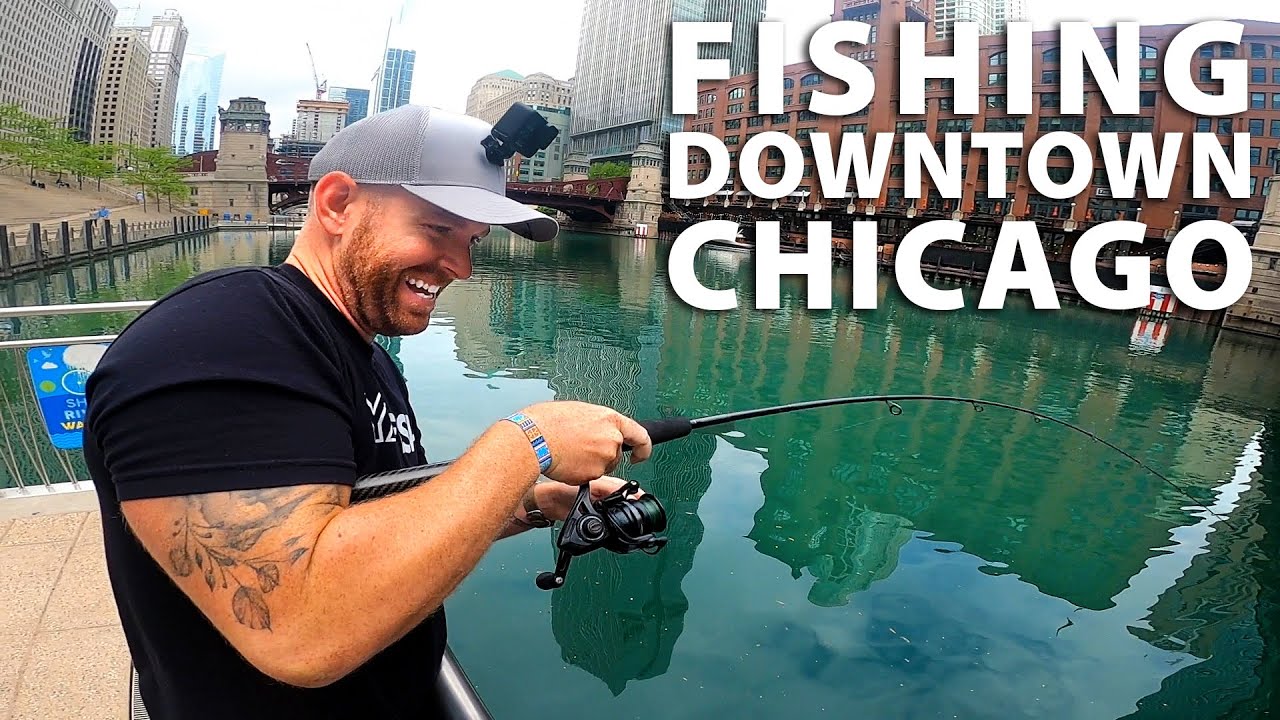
[0,228,1277,718]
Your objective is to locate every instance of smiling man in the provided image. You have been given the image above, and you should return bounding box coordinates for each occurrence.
[84,104,652,719]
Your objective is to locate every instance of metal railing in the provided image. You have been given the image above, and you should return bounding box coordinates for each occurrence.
[0,301,150,493]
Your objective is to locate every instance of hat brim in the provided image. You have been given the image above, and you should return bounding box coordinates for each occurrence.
[401,184,559,242]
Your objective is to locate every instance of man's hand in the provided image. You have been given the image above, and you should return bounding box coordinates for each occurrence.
[532,476,642,523]
[512,401,652,485]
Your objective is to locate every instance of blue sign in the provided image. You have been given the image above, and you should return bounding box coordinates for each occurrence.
[26,344,109,450]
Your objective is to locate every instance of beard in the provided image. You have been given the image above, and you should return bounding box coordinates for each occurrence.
[333,214,431,338]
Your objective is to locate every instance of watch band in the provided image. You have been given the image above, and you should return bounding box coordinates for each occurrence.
[505,412,552,474]
[521,486,552,528]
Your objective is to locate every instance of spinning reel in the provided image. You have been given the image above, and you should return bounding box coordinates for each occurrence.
[535,479,669,590]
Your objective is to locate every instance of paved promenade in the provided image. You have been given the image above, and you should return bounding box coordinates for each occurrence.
[0,491,129,720]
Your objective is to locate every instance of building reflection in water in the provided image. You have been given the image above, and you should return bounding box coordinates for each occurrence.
[447,231,1280,710]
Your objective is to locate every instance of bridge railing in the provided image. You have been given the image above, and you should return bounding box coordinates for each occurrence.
[507,176,629,201]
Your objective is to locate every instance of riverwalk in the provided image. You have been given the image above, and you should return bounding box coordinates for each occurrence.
[0,490,127,720]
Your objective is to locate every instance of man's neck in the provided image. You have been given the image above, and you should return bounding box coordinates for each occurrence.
[283,244,375,344]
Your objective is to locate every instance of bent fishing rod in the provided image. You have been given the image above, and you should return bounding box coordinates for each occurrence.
[352,393,1226,528]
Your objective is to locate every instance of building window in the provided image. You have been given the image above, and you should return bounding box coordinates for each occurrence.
[1139,45,1158,60]
[990,51,1008,66]
[728,87,745,99]
[1251,118,1265,135]
[1139,91,1156,107]
[801,73,822,86]
[1042,47,1059,63]
[988,73,1006,86]
[1252,92,1266,109]
[1251,67,1266,83]
[1252,43,1267,59]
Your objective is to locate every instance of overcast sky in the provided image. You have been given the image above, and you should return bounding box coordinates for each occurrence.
[111,0,1280,137]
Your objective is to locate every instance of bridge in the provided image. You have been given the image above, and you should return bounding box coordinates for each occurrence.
[265,175,632,222]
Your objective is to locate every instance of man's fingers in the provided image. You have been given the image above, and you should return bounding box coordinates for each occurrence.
[616,414,652,462]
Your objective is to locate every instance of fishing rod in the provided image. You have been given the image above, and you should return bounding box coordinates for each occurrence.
[353,393,1226,527]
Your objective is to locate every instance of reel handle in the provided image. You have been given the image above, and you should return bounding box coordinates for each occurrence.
[623,417,693,452]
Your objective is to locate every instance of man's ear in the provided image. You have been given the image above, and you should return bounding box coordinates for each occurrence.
[310,172,359,235]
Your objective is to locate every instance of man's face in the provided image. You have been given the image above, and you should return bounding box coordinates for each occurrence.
[332,186,489,337]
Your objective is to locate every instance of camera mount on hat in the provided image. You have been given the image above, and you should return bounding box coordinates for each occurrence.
[481,102,560,166]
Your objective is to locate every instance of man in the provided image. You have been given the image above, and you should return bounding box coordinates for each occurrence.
[84,104,653,718]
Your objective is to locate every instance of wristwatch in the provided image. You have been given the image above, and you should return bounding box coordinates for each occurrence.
[521,485,552,528]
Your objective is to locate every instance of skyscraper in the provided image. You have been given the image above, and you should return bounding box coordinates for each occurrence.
[329,87,370,125]
[701,0,767,76]
[122,9,188,149]
[372,48,415,113]
[0,0,115,126]
[568,0,763,163]
[934,0,1025,39]
[94,29,155,151]
[172,51,225,155]
[66,0,116,141]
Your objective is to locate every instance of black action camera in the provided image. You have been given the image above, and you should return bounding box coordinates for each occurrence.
[482,102,560,165]
[535,480,668,590]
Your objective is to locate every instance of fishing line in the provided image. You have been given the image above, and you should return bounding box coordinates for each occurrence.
[353,394,1229,528]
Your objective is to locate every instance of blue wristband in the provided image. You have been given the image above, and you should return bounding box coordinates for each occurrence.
[505,412,552,474]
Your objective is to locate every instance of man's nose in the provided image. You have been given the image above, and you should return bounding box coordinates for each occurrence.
[443,243,473,281]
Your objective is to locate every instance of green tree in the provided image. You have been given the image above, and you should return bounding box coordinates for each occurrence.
[588,160,631,179]
[123,145,189,212]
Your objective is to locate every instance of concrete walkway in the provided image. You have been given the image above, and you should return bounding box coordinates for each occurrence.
[0,491,128,720]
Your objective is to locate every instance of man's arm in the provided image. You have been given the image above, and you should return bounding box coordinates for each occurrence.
[123,420,541,689]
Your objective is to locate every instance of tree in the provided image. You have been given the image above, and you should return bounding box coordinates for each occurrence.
[123,145,190,212]
[588,161,631,179]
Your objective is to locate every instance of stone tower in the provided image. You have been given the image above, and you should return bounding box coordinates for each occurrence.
[618,141,664,230]
[203,97,270,216]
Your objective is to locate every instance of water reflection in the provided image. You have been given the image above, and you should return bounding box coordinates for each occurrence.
[1,229,1276,718]
[440,233,1280,718]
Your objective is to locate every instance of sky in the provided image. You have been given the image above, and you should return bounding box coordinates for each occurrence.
[111,0,1280,138]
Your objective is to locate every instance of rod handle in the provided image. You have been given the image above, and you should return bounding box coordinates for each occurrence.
[624,417,693,452]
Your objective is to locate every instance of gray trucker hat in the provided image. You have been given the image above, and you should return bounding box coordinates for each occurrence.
[307,104,558,242]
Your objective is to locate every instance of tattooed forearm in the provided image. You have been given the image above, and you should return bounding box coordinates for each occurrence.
[166,486,345,632]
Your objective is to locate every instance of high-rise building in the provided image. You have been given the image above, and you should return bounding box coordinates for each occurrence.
[568,0,761,163]
[467,72,573,126]
[172,51,225,155]
[66,0,116,141]
[701,0,767,76]
[372,48,415,113]
[465,71,574,182]
[121,9,188,149]
[934,0,1025,39]
[291,99,349,143]
[329,87,369,125]
[0,0,116,126]
[465,70,525,118]
[94,29,155,152]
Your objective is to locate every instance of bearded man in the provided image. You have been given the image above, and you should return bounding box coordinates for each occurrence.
[84,104,652,719]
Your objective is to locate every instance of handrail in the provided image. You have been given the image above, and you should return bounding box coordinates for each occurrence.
[0,334,119,349]
[0,300,154,317]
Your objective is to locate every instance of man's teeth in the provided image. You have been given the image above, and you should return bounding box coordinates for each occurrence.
[407,279,440,298]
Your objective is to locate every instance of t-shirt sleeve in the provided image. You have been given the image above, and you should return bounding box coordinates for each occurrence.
[85,270,358,501]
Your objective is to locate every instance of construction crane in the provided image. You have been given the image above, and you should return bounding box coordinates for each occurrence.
[305,42,327,100]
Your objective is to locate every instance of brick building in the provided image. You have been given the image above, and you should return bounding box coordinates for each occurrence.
[683,0,1280,264]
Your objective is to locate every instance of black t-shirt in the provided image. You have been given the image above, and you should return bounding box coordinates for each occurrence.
[84,263,446,719]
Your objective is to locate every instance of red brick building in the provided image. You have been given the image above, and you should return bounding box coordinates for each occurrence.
[683,0,1280,260]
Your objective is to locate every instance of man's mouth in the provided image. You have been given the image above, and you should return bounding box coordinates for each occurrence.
[406,278,442,300]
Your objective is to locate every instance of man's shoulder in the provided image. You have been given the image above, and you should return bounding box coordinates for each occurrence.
[90,265,346,392]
